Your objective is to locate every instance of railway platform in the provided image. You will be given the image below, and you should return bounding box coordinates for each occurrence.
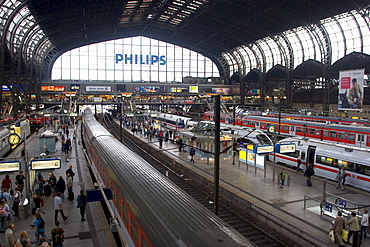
[127,127,370,247]
[0,124,116,247]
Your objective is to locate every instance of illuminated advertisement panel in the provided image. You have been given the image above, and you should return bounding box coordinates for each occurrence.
[189,86,198,93]
[338,69,365,111]
[212,88,231,94]
[134,86,161,93]
[0,161,21,172]
[31,159,61,170]
[41,86,65,91]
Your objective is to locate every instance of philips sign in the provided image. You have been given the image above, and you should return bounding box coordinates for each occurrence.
[115,54,166,65]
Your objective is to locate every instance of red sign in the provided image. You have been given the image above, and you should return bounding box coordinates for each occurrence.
[41,86,65,91]
[340,77,351,89]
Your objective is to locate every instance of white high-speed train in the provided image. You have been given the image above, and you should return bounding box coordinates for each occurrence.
[269,137,370,192]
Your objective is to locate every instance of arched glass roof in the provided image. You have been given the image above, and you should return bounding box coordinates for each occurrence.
[225,8,370,75]
[51,36,219,82]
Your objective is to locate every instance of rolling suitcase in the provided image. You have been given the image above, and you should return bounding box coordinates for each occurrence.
[306,179,312,187]
[68,191,74,201]
[44,184,52,196]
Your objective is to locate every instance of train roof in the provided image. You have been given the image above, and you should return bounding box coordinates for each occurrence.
[279,137,370,162]
[83,110,253,246]
[241,115,370,133]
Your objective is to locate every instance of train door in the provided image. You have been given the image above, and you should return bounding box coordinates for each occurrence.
[306,145,316,165]
[290,126,295,136]
[356,134,365,147]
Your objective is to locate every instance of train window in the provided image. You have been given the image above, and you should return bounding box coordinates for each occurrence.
[123,204,129,226]
[283,126,289,131]
[301,152,306,160]
[296,127,301,133]
[290,126,294,131]
[362,166,370,176]
[309,129,315,135]
[338,133,345,140]
[316,130,320,135]
[323,131,329,137]
[348,134,355,141]
[286,150,299,158]
[316,155,338,168]
[131,219,138,245]
[330,131,336,138]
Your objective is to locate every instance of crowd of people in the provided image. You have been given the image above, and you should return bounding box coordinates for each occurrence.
[0,164,87,247]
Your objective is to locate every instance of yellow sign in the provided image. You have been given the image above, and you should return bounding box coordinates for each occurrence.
[31,159,61,170]
[220,135,232,140]
[247,144,254,150]
[0,161,21,172]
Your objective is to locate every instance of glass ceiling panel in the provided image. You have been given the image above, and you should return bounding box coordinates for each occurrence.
[226,8,369,75]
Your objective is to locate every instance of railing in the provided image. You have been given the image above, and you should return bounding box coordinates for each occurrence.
[304,190,369,222]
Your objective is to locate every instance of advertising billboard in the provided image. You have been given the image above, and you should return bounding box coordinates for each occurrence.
[338,69,365,111]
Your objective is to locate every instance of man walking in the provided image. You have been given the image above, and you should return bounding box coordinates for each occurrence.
[332,211,346,247]
[51,221,64,247]
[15,171,25,194]
[54,192,68,223]
[77,190,87,221]
[5,223,16,247]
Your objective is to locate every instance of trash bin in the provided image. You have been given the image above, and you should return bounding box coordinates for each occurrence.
[18,198,29,220]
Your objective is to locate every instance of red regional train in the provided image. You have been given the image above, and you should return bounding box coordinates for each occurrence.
[204,111,370,148]
[233,110,369,126]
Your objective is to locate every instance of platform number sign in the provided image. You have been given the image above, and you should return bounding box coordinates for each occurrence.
[339,200,346,208]
[325,203,333,213]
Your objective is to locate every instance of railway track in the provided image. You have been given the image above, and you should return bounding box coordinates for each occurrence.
[101,114,290,247]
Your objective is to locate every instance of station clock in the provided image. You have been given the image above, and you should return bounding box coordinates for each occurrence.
[8,133,21,145]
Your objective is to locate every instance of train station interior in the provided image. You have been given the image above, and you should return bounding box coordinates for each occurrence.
[1,1,370,247]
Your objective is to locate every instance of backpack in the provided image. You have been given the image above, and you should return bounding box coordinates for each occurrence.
[0,206,6,215]
[38,218,45,229]
[53,227,63,244]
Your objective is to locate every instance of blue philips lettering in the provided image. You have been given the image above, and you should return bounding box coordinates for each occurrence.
[151,55,159,64]
[116,54,166,65]
[140,55,145,64]
[125,54,132,64]
[159,55,166,65]
[115,54,123,64]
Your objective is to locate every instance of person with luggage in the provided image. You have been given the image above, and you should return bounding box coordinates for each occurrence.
[279,169,286,189]
[304,163,315,186]
[332,211,346,247]
[347,211,361,247]
[33,212,49,245]
[51,221,64,247]
[54,193,68,223]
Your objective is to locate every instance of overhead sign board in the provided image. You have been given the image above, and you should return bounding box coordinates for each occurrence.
[253,145,274,154]
[275,143,296,153]
[31,158,61,170]
[0,161,21,173]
